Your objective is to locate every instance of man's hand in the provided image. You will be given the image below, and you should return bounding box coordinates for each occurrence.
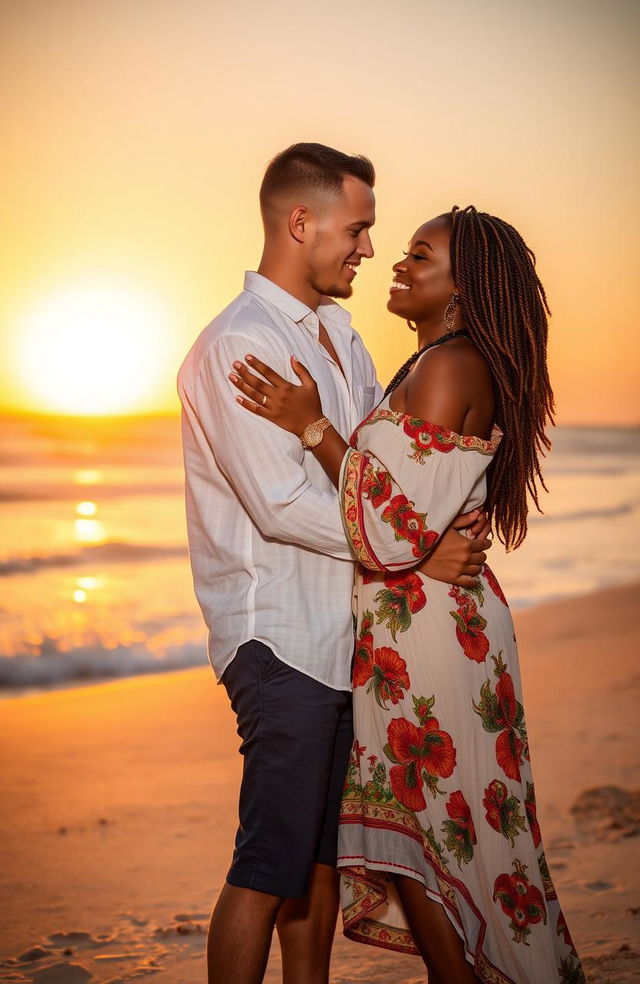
[418,509,492,588]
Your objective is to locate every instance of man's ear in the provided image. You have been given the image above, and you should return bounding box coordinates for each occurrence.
[288,205,307,244]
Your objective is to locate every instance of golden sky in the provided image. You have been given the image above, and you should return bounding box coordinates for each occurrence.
[1,0,638,424]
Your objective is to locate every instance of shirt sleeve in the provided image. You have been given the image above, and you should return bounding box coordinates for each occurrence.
[181,329,355,561]
[339,414,501,572]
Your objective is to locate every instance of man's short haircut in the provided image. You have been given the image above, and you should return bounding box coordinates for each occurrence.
[260,143,375,210]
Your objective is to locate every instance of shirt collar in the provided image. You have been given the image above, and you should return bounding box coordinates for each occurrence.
[243,272,352,335]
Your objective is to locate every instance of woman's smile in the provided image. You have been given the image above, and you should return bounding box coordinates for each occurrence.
[389,276,410,293]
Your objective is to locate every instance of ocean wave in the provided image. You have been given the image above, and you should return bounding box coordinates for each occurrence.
[0,637,207,689]
[0,541,188,576]
[0,481,183,503]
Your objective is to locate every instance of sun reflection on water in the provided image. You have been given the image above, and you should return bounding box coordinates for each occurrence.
[74,518,106,543]
[76,500,97,517]
[77,576,100,590]
[74,469,102,485]
[73,500,105,544]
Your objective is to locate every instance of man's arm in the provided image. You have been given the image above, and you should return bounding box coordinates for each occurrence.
[181,330,354,561]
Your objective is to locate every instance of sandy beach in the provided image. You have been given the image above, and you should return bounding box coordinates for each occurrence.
[1,582,638,984]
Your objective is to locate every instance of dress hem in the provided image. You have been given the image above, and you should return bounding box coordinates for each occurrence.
[338,856,516,984]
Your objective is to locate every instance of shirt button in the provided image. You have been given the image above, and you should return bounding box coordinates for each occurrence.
[303,315,316,329]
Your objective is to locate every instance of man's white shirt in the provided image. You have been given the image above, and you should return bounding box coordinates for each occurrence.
[178,272,381,691]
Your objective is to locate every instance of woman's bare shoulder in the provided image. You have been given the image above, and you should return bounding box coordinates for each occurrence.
[404,338,492,430]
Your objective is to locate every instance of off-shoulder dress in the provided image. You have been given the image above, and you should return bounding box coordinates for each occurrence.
[336,395,585,984]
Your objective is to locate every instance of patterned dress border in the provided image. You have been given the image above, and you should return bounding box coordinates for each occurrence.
[339,803,515,984]
[340,448,386,572]
[361,407,503,455]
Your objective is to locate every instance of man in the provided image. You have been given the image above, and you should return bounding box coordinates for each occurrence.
[178,143,490,984]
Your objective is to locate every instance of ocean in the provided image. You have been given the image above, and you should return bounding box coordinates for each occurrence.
[1,414,638,695]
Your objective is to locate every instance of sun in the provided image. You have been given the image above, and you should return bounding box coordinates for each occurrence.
[16,281,174,415]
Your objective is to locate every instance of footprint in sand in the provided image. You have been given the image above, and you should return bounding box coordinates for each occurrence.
[47,933,104,949]
[29,963,92,983]
[16,947,52,964]
[571,785,640,842]
[584,879,616,892]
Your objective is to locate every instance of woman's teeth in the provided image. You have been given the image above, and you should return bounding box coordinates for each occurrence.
[390,280,410,290]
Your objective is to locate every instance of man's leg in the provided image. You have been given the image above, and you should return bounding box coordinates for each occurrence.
[276,863,340,984]
[276,690,353,984]
[214,641,350,984]
[207,883,281,984]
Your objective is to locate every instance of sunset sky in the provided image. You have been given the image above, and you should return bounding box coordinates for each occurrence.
[1,0,638,425]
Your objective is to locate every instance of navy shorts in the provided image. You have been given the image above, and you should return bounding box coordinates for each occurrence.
[221,640,353,899]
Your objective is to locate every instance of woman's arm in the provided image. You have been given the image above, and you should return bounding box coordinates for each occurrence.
[229,353,493,585]
[231,353,347,484]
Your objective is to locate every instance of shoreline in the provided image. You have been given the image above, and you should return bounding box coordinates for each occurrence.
[1,582,638,983]
[2,576,639,702]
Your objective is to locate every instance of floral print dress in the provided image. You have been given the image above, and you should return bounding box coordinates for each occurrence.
[336,396,585,984]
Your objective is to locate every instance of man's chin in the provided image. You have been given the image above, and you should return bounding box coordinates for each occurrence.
[320,282,353,300]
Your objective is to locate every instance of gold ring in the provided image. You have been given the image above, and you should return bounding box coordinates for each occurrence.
[262,394,267,406]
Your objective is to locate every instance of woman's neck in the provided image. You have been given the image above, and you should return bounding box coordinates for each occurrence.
[415,311,467,351]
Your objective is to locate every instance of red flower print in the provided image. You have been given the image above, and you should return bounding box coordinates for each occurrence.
[381,495,439,558]
[495,670,518,730]
[353,741,367,762]
[442,790,477,866]
[496,730,525,782]
[447,791,476,839]
[525,781,541,848]
[361,464,393,508]
[374,572,427,641]
[483,779,527,846]
[369,646,410,708]
[474,653,529,782]
[402,417,456,461]
[353,611,374,689]
[419,716,457,778]
[448,586,489,663]
[483,564,508,606]
[384,701,457,810]
[389,760,427,813]
[556,911,573,948]
[493,859,547,944]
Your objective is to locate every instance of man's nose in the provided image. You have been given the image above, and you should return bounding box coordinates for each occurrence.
[358,232,374,259]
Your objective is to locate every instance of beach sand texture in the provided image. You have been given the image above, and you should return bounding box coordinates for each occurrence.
[1,583,638,984]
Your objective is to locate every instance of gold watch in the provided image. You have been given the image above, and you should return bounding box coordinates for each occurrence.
[301,416,332,449]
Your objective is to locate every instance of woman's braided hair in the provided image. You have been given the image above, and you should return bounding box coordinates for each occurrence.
[447,205,554,548]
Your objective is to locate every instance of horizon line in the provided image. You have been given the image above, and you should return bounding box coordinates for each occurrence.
[0,408,637,431]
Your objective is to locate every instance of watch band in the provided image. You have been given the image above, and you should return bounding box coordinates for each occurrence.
[301,416,332,450]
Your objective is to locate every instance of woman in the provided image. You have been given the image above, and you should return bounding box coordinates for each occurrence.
[229,206,585,984]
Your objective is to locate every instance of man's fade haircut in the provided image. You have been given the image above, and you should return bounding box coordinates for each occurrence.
[260,143,375,212]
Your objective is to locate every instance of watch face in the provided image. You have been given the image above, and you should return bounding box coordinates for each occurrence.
[306,426,321,447]
[302,417,328,449]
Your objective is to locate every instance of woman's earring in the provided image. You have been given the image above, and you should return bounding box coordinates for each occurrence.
[443,292,459,332]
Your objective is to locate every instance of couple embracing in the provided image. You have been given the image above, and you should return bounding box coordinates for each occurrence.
[178,143,585,984]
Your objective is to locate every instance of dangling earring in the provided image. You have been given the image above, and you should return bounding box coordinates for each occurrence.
[406,319,417,332]
[443,292,459,332]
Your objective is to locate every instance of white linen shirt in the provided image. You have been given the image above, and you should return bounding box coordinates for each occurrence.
[178,272,381,691]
